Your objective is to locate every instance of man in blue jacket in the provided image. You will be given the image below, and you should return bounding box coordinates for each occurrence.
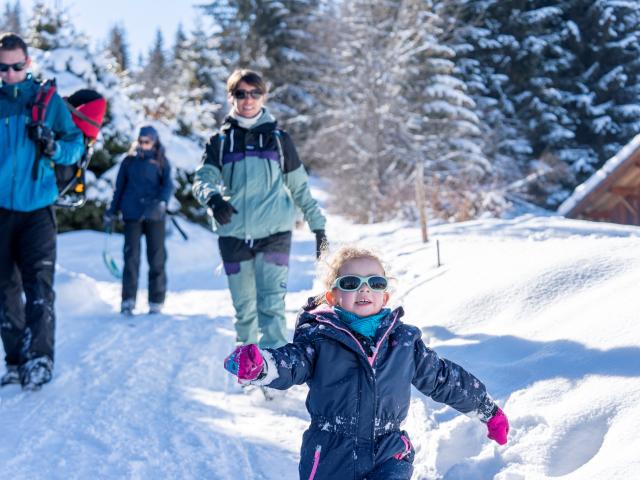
[0,33,84,390]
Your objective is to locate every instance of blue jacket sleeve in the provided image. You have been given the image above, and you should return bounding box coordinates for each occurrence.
[412,338,496,419]
[108,158,129,214]
[48,93,84,166]
[261,342,316,390]
[159,158,173,202]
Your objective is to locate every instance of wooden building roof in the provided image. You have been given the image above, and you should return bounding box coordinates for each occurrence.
[558,134,640,225]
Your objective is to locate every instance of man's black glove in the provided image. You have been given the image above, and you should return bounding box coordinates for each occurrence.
[313,229,328,259]
[103,211,116,232]
[38,125,58,158]
[207,194,238,225]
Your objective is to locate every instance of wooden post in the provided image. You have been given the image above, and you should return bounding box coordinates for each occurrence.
[415,161,428,243]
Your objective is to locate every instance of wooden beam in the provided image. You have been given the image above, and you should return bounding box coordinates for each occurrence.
[619,197,638,216]
[610,186,640,198]
[585,210,612,219]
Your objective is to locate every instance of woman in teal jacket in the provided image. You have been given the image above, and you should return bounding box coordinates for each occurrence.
[193,69,327,349]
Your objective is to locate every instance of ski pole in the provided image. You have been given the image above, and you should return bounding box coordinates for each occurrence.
[169,215,189,241]
[102,227,122,279]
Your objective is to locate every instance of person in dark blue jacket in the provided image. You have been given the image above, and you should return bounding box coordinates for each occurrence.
[0,33,84,391]
[104,125,174,315]
[224,246,510,480]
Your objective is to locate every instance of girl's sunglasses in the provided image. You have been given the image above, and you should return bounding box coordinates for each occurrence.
[233,89,264,100]
[0,61,27,72]
[332,275,388,292]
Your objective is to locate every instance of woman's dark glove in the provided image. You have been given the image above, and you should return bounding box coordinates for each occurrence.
[144,200,167,221]
[207,194,238,225]
[103,211,116,232]
[313,229,328,259]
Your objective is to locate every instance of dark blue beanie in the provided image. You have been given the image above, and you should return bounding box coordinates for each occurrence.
[138,125,159,141]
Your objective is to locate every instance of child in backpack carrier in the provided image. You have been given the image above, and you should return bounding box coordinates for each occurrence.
[224,246,509,480]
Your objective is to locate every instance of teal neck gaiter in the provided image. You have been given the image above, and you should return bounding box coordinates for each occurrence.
[334,305,391,338]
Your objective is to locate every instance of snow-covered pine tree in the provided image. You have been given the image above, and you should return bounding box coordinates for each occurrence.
[255,0,326,145]
[199,0,254,69]
[573,0,640,173]
[170,22,195,136]
[200,1,326,145]
[310,0,489,222]
[309,0,407,223]
[146,29,168,85]
[293,0,342,172]
[169,19,226,139]
[486,0,640,207]
[26,0,66,50]
[1,0,23,34]
[437,0,531,188]
[135,29,171,117]
[392,0,490,221]
[439,0,584,208]
[164,20,227,225]
[106,23,129,73]
[172,23,187,64]
[506,2,584,206]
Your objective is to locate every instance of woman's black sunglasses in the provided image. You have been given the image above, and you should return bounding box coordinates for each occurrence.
[233,89,264,100]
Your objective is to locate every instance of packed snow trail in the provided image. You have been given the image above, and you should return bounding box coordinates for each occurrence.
[0,224,311,479]
[2,214,640,479]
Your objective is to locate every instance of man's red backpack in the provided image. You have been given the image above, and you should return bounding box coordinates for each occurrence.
[31,79,107,208]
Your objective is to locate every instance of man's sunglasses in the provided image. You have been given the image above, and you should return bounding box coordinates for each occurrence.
[332,275,388,292]
[0,61,27,72]
[233,89,264,100]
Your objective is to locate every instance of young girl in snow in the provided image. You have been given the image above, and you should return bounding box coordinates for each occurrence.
[223,246,509,480]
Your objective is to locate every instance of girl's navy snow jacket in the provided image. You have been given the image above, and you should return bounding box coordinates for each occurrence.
[261,305,498,480]
[108,151,173,221]
[0,75,84,212]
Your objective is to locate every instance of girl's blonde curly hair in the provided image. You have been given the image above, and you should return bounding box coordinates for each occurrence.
[319,245,390,292]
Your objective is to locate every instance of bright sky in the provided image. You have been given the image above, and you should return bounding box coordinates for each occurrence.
[3,0,201,61]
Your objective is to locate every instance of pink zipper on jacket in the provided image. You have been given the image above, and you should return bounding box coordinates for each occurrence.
[313,310,399,367]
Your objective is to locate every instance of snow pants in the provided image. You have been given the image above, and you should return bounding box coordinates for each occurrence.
[298,427,414,480]
[122,219,167,305]
[218,231,291,349]
[0,206,57,367]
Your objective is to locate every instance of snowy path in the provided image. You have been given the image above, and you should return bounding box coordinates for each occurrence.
[0,224,312,480]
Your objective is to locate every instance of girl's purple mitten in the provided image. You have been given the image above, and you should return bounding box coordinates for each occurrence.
[224,344,264,381]
[487,407,509,445]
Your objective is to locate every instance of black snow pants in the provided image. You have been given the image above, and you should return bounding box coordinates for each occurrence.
[122,219,167,305]
[0,206,57,367]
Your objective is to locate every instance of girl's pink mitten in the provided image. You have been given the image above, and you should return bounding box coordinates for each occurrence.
[223,344,264,381]
[487,407,509,445]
